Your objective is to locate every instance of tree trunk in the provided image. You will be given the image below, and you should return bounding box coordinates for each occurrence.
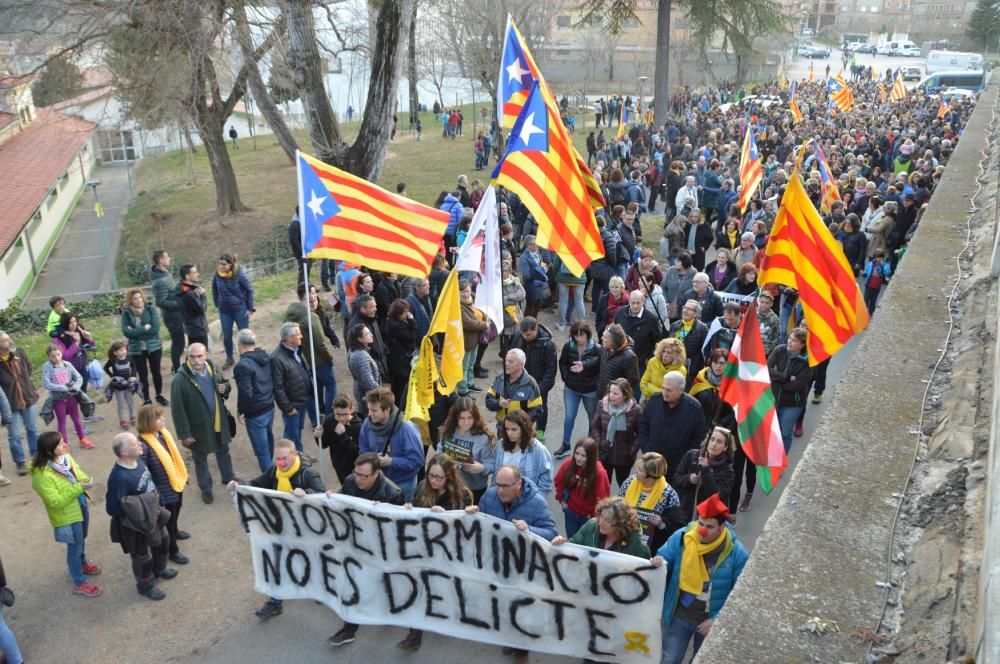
[182,123,198,154]
[287,0,341,162]
[407,0,419,121]
[344,0,411,180]
[234,4,298,164]
[608,50,615,81]
[653,0,672,125]
[194,103,245,215]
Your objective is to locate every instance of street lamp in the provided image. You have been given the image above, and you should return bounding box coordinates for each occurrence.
[88,180,118,290]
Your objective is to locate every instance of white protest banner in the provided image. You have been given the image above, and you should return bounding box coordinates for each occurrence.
[234,487,665,663]
[717,291,755,307]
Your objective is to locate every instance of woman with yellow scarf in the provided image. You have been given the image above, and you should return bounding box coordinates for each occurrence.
[136,404,190,565]
[617,452,686,552]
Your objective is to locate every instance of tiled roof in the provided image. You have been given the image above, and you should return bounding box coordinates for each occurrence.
[50,84,113,111]
[0,108,96,255]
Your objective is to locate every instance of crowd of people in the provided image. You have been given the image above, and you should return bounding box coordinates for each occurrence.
[0,63,976,664]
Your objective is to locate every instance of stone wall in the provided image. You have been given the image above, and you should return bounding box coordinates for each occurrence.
[693,78,1000,662]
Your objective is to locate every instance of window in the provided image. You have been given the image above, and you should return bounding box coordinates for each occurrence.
[4,236,25,268]
[27,210,42,237]
[98,129,136,162]
[556,15,571,28]
[59,172,69,190]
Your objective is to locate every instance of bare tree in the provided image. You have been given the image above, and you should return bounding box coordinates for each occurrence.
[407,0,420,121]
[420,45,450,111]
[429,0,562,109]
[234,3,298,164]
[286,0,412,181]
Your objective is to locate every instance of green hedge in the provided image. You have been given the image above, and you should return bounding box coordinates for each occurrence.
[0,292,128,334]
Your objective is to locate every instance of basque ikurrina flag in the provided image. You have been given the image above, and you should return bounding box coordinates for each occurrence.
[493,80,603,276]
[719,305,787,494]
[296,151,449,279]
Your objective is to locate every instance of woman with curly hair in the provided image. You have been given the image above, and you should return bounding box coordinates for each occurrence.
[551,496,651,558]
[640,338,688,401]
[437,397,495,503]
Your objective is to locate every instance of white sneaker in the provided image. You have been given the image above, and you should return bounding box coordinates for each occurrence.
[0,472,10,487]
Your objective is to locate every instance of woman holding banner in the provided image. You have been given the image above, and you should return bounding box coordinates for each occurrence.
[551,496,650,558]
[618,452,686,552]
[437,397,495,503]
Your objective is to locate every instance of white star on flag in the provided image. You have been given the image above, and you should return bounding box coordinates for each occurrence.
[307,190,327,219]
[506,58,530,84]
[518,112,543,145]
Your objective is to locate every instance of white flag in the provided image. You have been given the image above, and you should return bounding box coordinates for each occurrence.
[455,186,504,331]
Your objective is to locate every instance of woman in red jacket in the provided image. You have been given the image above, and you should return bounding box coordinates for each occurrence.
[554,437,610,537]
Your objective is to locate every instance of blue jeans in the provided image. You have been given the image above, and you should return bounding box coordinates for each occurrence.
[396,476,418,503]
[563,507,589,538]
[245,409,276,472]
[282,408,307,452]
[315,361,337,417]
[661,616,705,664]
[6,405,38,464]
[562,388,597,447]
[219,309,250,360]
[0,606,23,664]
[558,283,586,325]
[777,406,804,453]
[61,505,89,585]
[458,349,478,395]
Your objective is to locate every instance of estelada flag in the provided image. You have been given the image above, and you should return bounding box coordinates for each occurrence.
[296,151,448,279]
[719,304,787,494]
[736,124,762,213]
[891,72,907,101]
[493,79,603,276]
[497,15,605,210]
[827,74,854,113]
[789,80,804,124]
[757,163,869,365]
[814,144,842,215]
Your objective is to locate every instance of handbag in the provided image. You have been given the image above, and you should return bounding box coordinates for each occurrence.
[0,586,14,608]
[225,407,237,437]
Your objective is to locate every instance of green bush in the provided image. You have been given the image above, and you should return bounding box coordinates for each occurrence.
[0,292,126,334]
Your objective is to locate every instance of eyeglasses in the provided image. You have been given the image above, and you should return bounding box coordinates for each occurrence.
[495,480,520,489]
[354,470,374,480]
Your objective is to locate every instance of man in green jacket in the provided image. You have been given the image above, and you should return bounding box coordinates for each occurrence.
[169,343,237,504]
[150,250,186,373]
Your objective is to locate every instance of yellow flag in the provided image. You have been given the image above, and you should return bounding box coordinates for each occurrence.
[413,270,464,407]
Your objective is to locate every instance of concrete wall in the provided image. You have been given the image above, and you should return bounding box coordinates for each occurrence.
[0,135,95,307]
[693,78,1000,662]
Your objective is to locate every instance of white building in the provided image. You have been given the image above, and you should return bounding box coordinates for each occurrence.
[0,76,96,307]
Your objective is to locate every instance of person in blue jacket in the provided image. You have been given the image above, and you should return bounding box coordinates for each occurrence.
[212,253,255,370]
[357,386,425,502]
[652,492,749,664]
[473,465,558,540]
[439,190,465,254]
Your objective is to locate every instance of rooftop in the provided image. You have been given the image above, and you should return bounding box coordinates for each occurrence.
[0,108,96,255]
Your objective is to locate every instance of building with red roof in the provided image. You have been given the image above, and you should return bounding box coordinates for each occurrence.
[0,76,96,307]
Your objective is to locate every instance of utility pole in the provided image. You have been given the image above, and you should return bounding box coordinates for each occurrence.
[88,180,118,290]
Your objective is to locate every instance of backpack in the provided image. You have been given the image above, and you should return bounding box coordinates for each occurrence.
[609,185,629,208]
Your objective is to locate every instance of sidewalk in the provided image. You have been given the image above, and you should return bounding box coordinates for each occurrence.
[24,163,132,308]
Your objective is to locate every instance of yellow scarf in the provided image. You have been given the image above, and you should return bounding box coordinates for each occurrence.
[688,367,716,398]
[275,455,301,493]
[140,430,188,493]
[727,230,738,247]
[624,475,667,510]
[217,267,234,279]
[679,524,731,596]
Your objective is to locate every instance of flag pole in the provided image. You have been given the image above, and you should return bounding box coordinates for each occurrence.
[302,252,325,486]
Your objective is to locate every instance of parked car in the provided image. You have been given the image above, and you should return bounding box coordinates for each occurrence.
[898,46,922,57]
[802,27,814,36]
[902,65,922,81]
[805,46,831,59]
[857,44,878,54]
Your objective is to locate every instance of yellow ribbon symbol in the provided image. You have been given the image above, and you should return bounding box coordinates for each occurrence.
[94,202,104,218]
[624,631,650,654]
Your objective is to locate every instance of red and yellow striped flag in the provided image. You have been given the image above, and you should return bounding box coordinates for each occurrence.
[296,152,449,278]
[789,80,803,124]
[937,101,950,119]
[878,83,888,102]
[827,73,854,113]
[757,164,869,365]
[891,72,907,101]
[493,80,603,276]
[808,62,814,82]
[498,16,605,210]
[736,124,763,213]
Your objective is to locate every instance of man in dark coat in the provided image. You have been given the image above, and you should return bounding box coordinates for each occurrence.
[638,371,707,476]
[174,265,209,347]
[169,343,236,504]
[150,250,186,373]
[347,295,389,379]
[228,438,325,619]
[614,291,662,367]
[233,329,276,473]
[0,331,40,475]
[509,317,557,438]
[270,322,314,460]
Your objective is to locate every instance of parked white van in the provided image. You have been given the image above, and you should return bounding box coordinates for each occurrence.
[888,40,918,56]
[926,50,985,74]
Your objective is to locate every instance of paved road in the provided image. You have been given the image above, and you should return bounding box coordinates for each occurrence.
[23,163,132,308]
[786,48,927,88]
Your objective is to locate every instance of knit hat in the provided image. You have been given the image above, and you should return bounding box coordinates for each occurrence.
[696,493,730,520]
